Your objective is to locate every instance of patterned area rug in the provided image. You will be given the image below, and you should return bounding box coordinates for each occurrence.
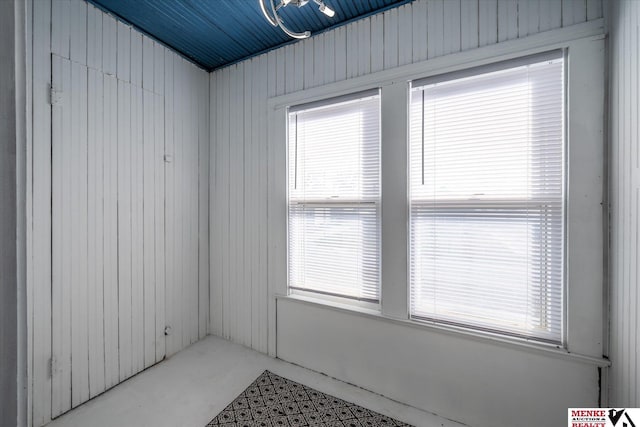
[206,370,412,426]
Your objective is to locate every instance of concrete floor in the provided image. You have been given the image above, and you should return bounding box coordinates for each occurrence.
[46,335,465,427]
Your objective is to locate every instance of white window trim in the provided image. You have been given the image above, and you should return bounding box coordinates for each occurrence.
[286,92,382,304]
[267,19,606,360]
[289,288,380,312]
[407,52,566,344]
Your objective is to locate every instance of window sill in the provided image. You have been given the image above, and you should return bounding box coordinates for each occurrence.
[288,289,380,312]
[275,293,610,368]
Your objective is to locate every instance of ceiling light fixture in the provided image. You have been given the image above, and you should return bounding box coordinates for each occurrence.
[317,2,335,17]
[259,0,336,39]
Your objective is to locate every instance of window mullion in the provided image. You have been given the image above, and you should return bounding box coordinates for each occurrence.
[380,81,409,319]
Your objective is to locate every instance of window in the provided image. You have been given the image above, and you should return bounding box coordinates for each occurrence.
[409,52,565,343]
[275,36,604,358]
[288,90,381,302]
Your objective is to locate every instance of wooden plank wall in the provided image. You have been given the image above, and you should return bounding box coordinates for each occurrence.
[31,1,209,425]
[609,0,640,408]
[209,0,604,353]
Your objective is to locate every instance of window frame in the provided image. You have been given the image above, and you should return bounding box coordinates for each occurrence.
[267,31,605,359]
[286,90,382,305]
[407,52,567,345]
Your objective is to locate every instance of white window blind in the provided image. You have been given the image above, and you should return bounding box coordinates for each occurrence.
[288,91,381,302]
[409,52,565,343]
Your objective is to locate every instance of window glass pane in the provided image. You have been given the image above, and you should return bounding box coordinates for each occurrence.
[289,206,379,301]
[409,55,564,343]
[288,93,381,302]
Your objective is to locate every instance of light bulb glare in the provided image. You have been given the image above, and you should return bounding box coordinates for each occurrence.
[319,3,335,17]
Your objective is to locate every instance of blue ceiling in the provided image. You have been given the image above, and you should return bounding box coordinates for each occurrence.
[88,0,412,71]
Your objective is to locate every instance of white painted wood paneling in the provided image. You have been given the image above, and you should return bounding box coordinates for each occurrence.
[31,1,52,425]
[160,55,208,358]
[460,0,479,51]
[31,2,209,424]
[154,90,167,362]
[497,0,518,42]
[198,70,210,341]
[51,0,70,59]
[50,53,72,419]
[209,73,222,338]
[442,0,461,55]
[87,5,102,70]
[478,0,498,47]
[172,57,184,352]
[143,88,156,369]
[87,68,105,396]
[277,297,599,427]
[87,66,105,399]
[117,77,133,382]
[130,32,142,86]
[370,14,384,73]
[539,0,562,33]
[609,0,640,408]
[68,59,89,409]
[562,0,588,27]
[209,0,604,357]
[116,21,130,82]
[102,14,117,76]
[384,7,399,67]
[131,81,145,376]
[164,51,177,355]
[103,73,119,392]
